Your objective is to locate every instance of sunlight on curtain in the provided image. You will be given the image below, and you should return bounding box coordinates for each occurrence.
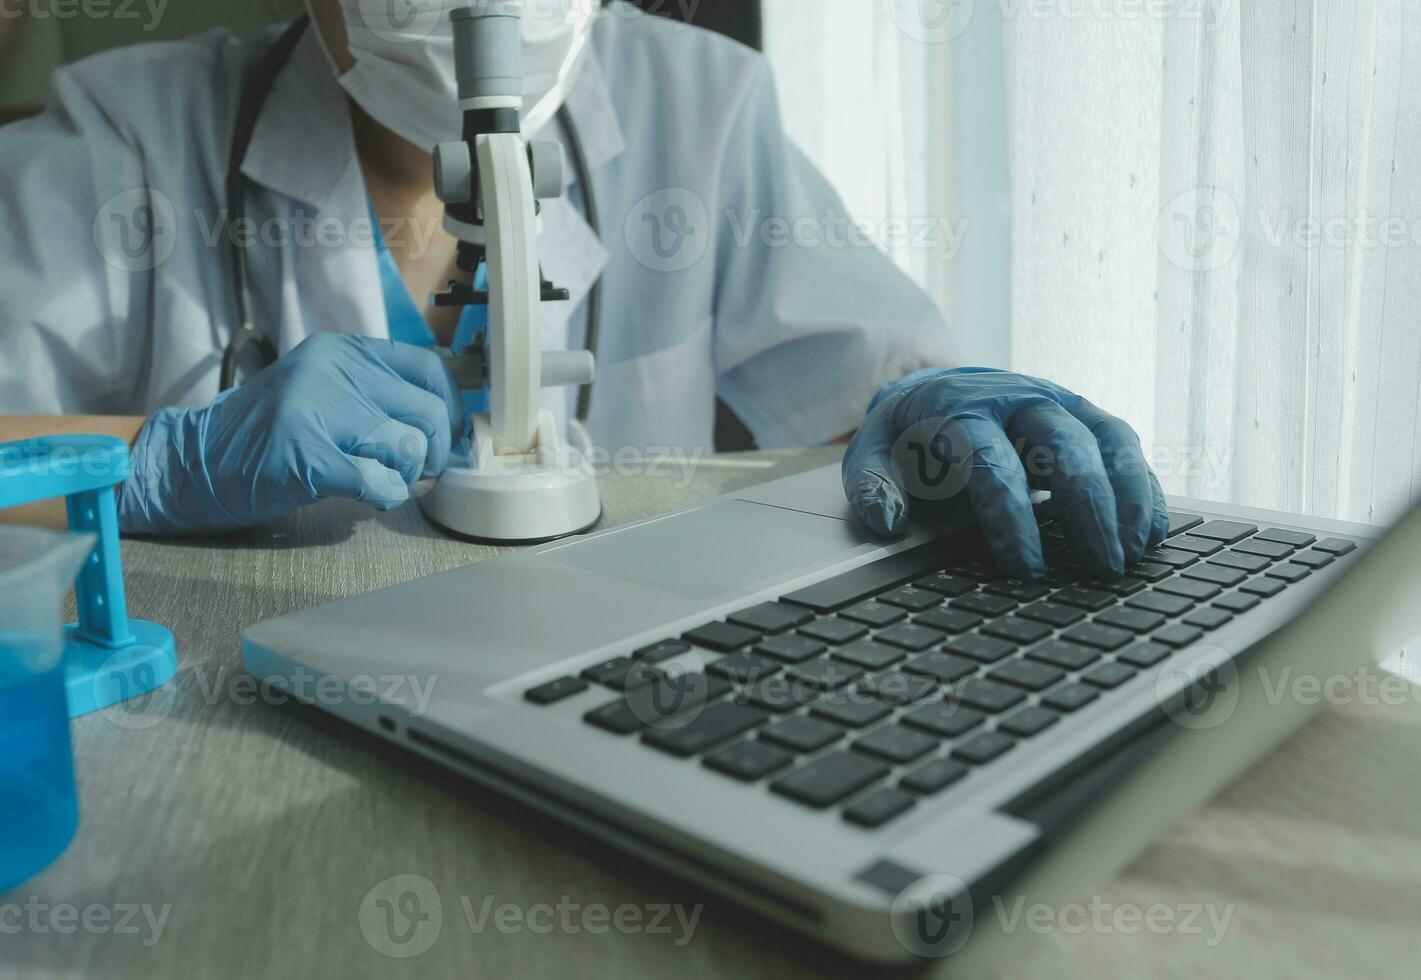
[1006,0,1421,525]
[761,0,954,343]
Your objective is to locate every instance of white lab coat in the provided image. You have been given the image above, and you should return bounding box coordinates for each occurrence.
[0,1,954,453]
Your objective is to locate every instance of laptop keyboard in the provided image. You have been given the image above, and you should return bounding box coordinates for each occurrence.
[523,514,1357,829]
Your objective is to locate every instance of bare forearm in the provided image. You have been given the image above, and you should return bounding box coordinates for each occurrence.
[0,415,147,528]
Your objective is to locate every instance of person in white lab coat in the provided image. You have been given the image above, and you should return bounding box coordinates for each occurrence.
[0,0,1168,577]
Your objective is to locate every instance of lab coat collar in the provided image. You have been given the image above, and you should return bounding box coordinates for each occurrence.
[240,27,625,211]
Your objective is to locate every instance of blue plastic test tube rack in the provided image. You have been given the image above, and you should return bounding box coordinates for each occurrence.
[0,434,176,717]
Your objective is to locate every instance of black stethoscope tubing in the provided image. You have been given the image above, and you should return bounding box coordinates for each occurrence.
[221,12,603,425]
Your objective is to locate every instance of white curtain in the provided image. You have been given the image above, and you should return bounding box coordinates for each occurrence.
[1006,0,1421,525]
[767,0,1421,526]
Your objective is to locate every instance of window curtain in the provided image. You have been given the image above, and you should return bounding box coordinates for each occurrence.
[1006,0,1421,525]
[767,0,1420,525]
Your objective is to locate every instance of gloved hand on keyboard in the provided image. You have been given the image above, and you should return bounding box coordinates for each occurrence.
[118,334,464,535]
[843,367,1170,579]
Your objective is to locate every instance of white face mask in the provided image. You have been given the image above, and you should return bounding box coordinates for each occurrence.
[316,0,597,150]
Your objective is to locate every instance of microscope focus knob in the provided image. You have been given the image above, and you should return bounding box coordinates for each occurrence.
[527,139,565,201]
[434,142,474,205]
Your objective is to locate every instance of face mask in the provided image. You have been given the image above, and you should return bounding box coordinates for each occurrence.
[316,0,597,150]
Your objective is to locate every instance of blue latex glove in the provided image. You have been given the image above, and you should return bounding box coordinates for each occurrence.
[119,334,463,535]
[844,367,1170,578]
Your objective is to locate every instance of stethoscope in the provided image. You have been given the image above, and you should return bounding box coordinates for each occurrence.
[221,12,604,425]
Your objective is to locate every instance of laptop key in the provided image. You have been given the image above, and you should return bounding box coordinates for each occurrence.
[1088,575,1148,596]
[1082,662,1137,689]
[1051,587,1116,612]
[1117,641,1172,668]
[1126,591,1193,617]
[913,607,983,634]
[1183,608,1232,631]
[1231,538,1295,560]
[1167,512,1203,537]
[1254,528,1316,548]
[983,579,1052,602]
[683,622,761,652]
[1143,547,1198,569]
[1210,551,1271,573]
[988,660,1065,692]
[761,716,844,753]
[729,602,813,634]
[1028,640,1100,671]
[844,788,918,828]
[632,640,691,662]
[833,640,906,670]
[1214,592,1261,614]
[785,659,864,692]
[771,751,889,808]
[1182,563,1247,587]
[1128,561,1174,582]
[859,672,938,705]
[875,623,946,652]
[953,678,1027,713]
[812,697,894,729]
[704,740,792,781]
[878,586,943,612]
[707,652,781,683]
[1289,550,1335,569]
[1095,607,1166,634]
[642,702,767,757]
[796,618,867,646]
[780,542,946,613]
[901,758,968,794]
[1264,563,1310,583]
[950,593,1017,618]
[1168,536,1223,557]
[854,724,939,764]
[1189,520,1258,543]
[1017,600,1086,628]
[953,731,1016,765]
[1000,706,1060,737]
[742,676,816,713]
[1060,622,1133,651]
[1152,624,1205,648]
[980,617,1054,645]
[1313,537,1356,556]
[1155,577,1221,601]
[840,601,907,627]
[902,651,978,683]
[584,698,647,735]
[755,634,828,663]
[581,657,662,691]
[1239,577,1286,598]
[1042,683,1100,712]
[914,572,977,597]
[943,634,1018,663]
[902,703,986,738]
[525,676,589,705]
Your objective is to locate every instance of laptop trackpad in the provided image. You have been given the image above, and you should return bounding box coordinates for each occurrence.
[536,500,880,600]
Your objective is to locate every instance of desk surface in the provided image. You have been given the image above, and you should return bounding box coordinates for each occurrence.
[8,448,1421,978]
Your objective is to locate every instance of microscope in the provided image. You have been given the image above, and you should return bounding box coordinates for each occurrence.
[421,1,601,542]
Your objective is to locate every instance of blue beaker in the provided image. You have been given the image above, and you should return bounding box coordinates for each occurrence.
[0,526,95,892]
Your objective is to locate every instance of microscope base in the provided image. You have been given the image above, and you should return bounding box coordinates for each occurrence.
[419,415,602,544]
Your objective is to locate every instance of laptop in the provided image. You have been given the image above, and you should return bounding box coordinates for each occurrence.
[241,464,1414,961]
